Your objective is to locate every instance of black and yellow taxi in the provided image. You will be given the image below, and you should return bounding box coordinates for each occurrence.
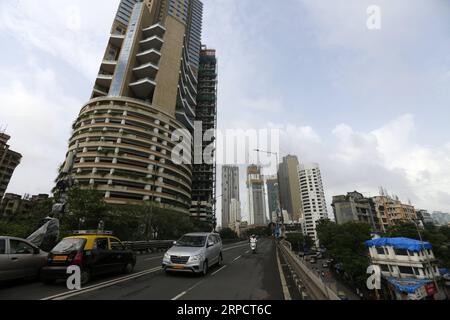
[40,230,136,285]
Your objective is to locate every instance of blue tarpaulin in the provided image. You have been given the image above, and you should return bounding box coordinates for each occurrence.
[439,268,449,275]
[386,277,432,294]
[365,237,432,252]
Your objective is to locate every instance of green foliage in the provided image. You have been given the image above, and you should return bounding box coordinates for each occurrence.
[316,220,372,288]
[244,226,271,238]
[61,187,199,241]
[286,232,314,252]
[0,220,34,239]
[219,228,239,240]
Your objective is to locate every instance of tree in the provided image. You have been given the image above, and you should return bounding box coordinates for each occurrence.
[316,221,372,288]
[286,232,314,252]
[63,186,108,233]
[316,219,338,249]
[219,228,238,240]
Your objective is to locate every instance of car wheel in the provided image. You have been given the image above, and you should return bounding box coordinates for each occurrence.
[217,254,223,267]
[123,262,134,274]
[202,261,208,276]
[80,269,91,285]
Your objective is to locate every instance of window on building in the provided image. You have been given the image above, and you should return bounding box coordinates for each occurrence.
[380,264,389,272]
[398,266,414,275]
[394,248,409,256]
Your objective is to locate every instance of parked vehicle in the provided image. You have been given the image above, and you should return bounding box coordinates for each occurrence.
[40,230,136,285]
[322,262,329,268]
[162,232,223,276]
[309,257,317,264]
[0,236,48,283]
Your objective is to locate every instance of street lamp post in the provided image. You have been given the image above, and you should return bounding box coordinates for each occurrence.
[254,149,284,237]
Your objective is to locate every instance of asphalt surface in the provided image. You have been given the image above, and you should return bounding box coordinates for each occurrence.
[0,239,285,300]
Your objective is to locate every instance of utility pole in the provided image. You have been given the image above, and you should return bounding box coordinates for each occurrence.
[411,218,440,298]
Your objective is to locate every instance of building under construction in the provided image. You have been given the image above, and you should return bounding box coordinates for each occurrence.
[189,46,218,227]
[0,132,22,200]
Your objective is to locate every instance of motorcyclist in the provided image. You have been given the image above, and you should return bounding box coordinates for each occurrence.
[250,234,257,253]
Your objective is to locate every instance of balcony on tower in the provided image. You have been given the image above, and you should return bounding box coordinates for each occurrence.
[176,110,194,131]
[129,77,156,99]
[140,35,164,52]
[136,48,161,65]
[177,87,195,118]
[109,33,125,48]
[133,62,159,80]
[100,60,118,74]
[142,23,166,39]
[96,71,113,88]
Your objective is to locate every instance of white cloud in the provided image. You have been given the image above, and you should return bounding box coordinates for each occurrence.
[0,62,81,196]
[0,0,118,79]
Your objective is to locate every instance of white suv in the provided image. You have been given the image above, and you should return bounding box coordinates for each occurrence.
[162,232,223,275]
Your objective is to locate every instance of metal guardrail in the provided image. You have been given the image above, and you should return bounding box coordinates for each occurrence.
[122,240,175,253]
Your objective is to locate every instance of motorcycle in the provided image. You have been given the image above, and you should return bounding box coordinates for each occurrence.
[250,241,257,254]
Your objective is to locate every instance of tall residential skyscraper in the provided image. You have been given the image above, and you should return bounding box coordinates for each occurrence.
[247,165,267,226]
[265,175,280,223]
[0,133,22,200]
[278,155,303,222]
[298,163,327,245]
[190,46,218,225]
[221,165,239,228]
[60,0,214,214]
[229,198,241,232]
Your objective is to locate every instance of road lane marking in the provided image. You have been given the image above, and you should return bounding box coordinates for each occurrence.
[144,256,164,261]
[223,243,248,252]
[41,267,161,300]
[171,291,187,300]
[233,255,242,262]
[276,247,292,301]
[171,278,206,300]
[211,265,227,276]
[245,250,250,254]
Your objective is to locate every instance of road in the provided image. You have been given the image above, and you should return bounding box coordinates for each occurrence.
[0,239,285,300]
[302,255,360,300]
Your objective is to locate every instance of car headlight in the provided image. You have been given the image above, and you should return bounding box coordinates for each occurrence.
[189,254,204,262]
[164,253,171,261]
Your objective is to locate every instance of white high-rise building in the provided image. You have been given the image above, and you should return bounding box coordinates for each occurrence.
[247,165,267,226]
[298,163,328,246]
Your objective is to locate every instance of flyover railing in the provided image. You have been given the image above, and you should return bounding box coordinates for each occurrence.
[278,240,341,300]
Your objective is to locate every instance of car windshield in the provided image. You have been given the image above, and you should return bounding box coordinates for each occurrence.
[52,238,85,253]
[176,235,206,248]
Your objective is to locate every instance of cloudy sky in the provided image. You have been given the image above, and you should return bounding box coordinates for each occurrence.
[1,0,449,224]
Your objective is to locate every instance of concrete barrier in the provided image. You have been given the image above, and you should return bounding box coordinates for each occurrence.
[278,240,341,300]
